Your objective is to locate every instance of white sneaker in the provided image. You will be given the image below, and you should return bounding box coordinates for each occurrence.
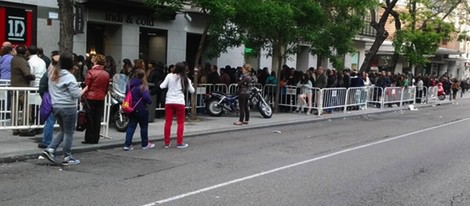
[176,143,189,149]
[142,143,155,150]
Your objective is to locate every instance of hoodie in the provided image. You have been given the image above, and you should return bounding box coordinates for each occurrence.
[48,69,82,108]
[127,78,152,110]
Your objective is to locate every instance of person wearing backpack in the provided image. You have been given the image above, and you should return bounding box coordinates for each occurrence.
[123,69,155,151]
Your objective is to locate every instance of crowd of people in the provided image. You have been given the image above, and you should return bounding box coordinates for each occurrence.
[1,41,469,165]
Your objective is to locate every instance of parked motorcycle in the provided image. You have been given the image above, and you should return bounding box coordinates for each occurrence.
[205,87,272,118]
[110,74,129,132]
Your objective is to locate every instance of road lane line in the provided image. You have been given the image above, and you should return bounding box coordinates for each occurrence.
[143,117,470,205]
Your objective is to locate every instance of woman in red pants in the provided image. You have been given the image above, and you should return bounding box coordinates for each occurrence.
[159,62,195,148]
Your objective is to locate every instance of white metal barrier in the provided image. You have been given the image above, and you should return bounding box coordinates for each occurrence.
[366,86,384,108]
[278,85,298,111]
[263,84,277,106]
[426,86,439,103]
[0,85,111,140]
[344,87,368,111]
[321,88,347,114]
[383,87,403,107]
[401,86,417,105]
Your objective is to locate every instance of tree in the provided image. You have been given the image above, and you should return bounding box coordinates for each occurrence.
[145,0,238,120]
[360,0,399,72]
[392,0,464,75]
[232,0,377,112]
[57,0,74,53]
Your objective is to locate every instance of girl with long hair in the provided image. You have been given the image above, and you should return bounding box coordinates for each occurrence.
[160,62,195,149]
[123,69,155,151]
[42,52,88,165]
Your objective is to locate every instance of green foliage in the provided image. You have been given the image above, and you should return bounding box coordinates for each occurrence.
[234,0,378,60]
[145,0,379,66]
[393,0,460,67]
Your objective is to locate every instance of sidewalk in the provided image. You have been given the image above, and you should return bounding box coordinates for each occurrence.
[0,101,454,163]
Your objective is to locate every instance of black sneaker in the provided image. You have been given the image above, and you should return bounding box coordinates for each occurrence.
[37,143,48,149]
[42,149,56,164]
[19,130,36,136]
[62,156,80,166]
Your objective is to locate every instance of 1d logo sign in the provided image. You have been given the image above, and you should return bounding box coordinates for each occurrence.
[7,16,25,41]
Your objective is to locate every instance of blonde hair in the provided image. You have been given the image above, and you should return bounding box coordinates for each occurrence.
[243,64,252,72]
[93,54,106,66]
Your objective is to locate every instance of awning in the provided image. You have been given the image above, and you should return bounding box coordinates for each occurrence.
[436,47,463,55]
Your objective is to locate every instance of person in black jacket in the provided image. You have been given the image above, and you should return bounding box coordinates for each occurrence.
[37,51,59,148]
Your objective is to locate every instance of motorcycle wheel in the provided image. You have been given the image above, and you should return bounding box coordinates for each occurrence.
[257,99,273,118]
[113,111,129,132]
[438,94,446,100]
[206,97,223,117]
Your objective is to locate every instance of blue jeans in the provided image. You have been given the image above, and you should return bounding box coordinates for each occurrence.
[124,108,149,148]
[47,107,76,157]
[41,114,55,145]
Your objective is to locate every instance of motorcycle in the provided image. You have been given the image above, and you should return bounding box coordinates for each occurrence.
[205,87,273,118]
[110,74,129,132]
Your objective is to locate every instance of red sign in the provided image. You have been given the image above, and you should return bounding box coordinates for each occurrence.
[0,6,34,46]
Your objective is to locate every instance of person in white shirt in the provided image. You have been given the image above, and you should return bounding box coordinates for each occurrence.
[27,45,47,87]
[160,62,195,149]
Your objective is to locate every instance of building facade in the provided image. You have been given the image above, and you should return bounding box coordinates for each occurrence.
[2,0,468,78]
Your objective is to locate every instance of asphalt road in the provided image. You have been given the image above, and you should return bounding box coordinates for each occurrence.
[1,101,470,206]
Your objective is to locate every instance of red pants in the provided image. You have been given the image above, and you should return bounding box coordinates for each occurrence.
[164,104,186,145]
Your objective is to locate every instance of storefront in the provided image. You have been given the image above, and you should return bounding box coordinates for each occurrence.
[0,2,36,46]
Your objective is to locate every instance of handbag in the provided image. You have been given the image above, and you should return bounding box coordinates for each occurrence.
[39,91,53,124]
[76,110,87,131]
[76,99,89,131]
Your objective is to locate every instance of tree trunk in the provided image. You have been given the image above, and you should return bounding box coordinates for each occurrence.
[190,18,210,120]
[58,0,74,53]
[390,52,399,74]
[359,0,399,72]
[272,41,285,113]
[360,28,388,72]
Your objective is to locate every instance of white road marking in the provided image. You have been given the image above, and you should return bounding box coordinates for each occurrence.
[142,117,470,205]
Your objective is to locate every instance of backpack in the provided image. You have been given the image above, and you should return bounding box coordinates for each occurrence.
[121,85,142,114]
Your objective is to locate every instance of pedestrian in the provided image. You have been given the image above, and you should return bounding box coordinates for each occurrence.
[0,43,14,119]
[234,64,252,125]
[123,69,155,151]
[160,62,195,148]
[82,54,110,144]
[295,73,313,114]
[42,52,88,165]
[37,51,59,149]
[10,45,36,136]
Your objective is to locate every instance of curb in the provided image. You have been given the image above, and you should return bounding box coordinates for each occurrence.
[0,101,452,164]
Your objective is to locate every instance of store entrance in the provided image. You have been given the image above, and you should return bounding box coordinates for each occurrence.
[139,27,167,64]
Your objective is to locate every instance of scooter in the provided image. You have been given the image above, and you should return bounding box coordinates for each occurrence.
[437,83,446,100]
[110,74,129,132]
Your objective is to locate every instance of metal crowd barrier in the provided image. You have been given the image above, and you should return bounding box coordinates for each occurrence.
[278,85,298,111]
[0,85,111,140]
[321,87,347,113]
[402,86,417,105]
[426,86,438,103]
[344,87,368,111]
